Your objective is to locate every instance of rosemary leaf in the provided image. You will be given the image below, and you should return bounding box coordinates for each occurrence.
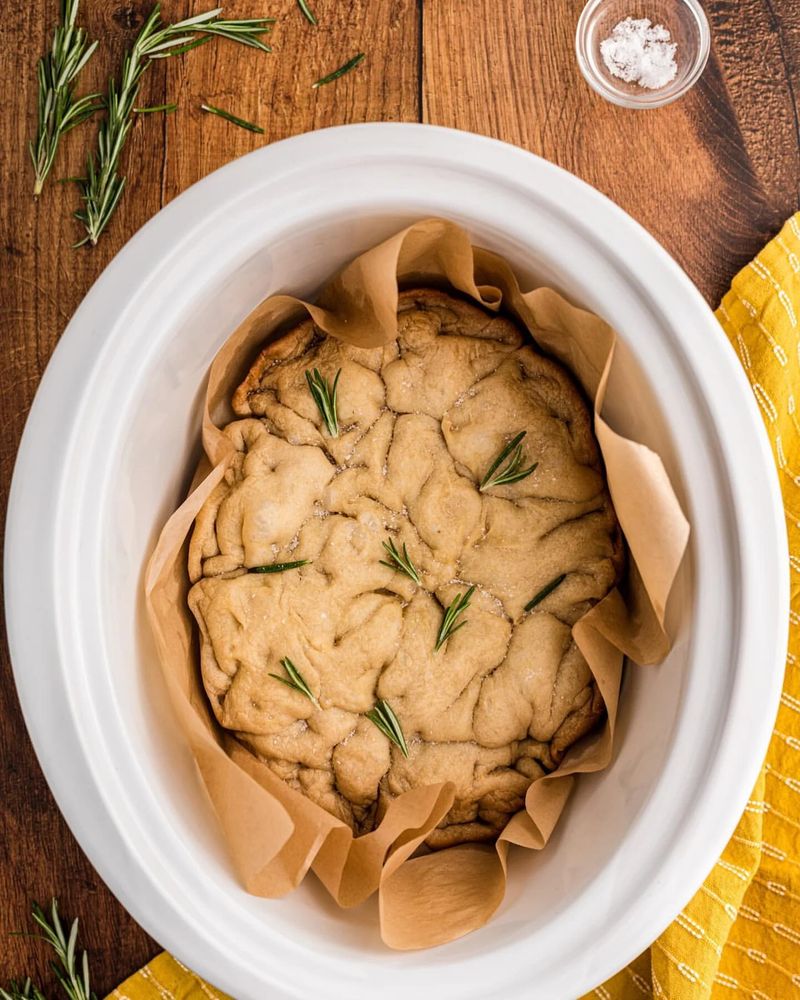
[524,574,566,613]
[74,3,273,246]
[30,0,101,196]
[297,0,317,25]
[148,35,215,59]
[201,102,264,133]
[480,431,538,491]
[249,559,310,574]
[312,52,365,88]
[270,657,320,708]
[435,585,475,651]
[366,699,409,757]
[306,367,341,437]
[133,102,177,113]
[380,538,421,585]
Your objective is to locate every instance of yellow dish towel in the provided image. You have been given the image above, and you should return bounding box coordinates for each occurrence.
[108,214,800,1000]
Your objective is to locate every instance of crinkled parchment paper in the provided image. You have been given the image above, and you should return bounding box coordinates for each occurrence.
[145,218,689,950]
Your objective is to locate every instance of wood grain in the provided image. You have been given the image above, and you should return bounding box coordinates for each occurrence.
[162,0,419,199]
[1,0,798,993]
[0,1,416,993]
[423,0,800,304]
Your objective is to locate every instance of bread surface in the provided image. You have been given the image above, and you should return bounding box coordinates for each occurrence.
[188,289,623,846]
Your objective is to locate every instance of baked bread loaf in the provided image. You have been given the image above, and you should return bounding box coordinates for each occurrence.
[188,289,623,847]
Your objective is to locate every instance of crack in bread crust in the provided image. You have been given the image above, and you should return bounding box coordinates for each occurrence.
[188,289,624,844]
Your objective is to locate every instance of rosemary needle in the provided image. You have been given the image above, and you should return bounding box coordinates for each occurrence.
[249,559,310,573]
[366,699,409,757]
[480,431,538,491]
[297,0,317,25]
[270,657,320,708]
[435,585,476,651]
[312,52,365,88]
[201,102,264,133]
[133,102,177,113]
[524,574,566,613]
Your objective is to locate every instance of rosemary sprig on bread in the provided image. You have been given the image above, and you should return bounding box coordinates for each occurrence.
[366,699,409,757]
[480,431,538,491]
[270,657,320,707]
[306,368,341,437]
[380,538,421,585]
[435,585,475,651]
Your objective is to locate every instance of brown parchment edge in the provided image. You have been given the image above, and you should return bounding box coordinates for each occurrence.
[144,218,690,950]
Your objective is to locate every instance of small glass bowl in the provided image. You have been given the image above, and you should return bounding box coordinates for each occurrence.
[575,0,710,109]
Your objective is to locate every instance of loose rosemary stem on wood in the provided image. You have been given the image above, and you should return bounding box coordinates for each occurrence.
[312,53,365,88]
[74,3,273,247]
[297,0,317,25]
[0,980,47,1000]
[133,102,178,113]
[1,899,96,1000]
[30,0,101,196]
[200,102,265,133]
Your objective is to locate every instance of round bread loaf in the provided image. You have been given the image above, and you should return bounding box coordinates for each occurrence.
[188,289,623,847]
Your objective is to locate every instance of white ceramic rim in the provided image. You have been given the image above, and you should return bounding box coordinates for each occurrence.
[575,0,712,109]
[5,123,788,999]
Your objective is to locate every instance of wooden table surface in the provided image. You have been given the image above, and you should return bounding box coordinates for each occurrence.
[2,0,799,993]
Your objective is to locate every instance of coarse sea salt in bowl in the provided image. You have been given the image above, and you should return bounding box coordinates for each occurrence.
[5,124,787,999]
[576,0,711,108]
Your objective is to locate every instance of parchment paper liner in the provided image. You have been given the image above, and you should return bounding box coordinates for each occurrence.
[145,219,689,950]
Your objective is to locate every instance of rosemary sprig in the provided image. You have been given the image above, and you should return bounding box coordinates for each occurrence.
[297,0,317,25]
[200,102,264,134]
[74,4,273,246]
[270,657,320,708]
[250,559,310,574]
[366,699,409,757]
[312,53,365,88]
[30,0,101,196]
[524,574,566,613]
[306,368,341,437]
[435,585,476,651]
[2,900,96,1000]
[479,431,538,491]
[379,538,421,585]
[0,980,47,1000]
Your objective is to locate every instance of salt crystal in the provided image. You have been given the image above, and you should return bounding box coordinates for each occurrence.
[600,16,678,91]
